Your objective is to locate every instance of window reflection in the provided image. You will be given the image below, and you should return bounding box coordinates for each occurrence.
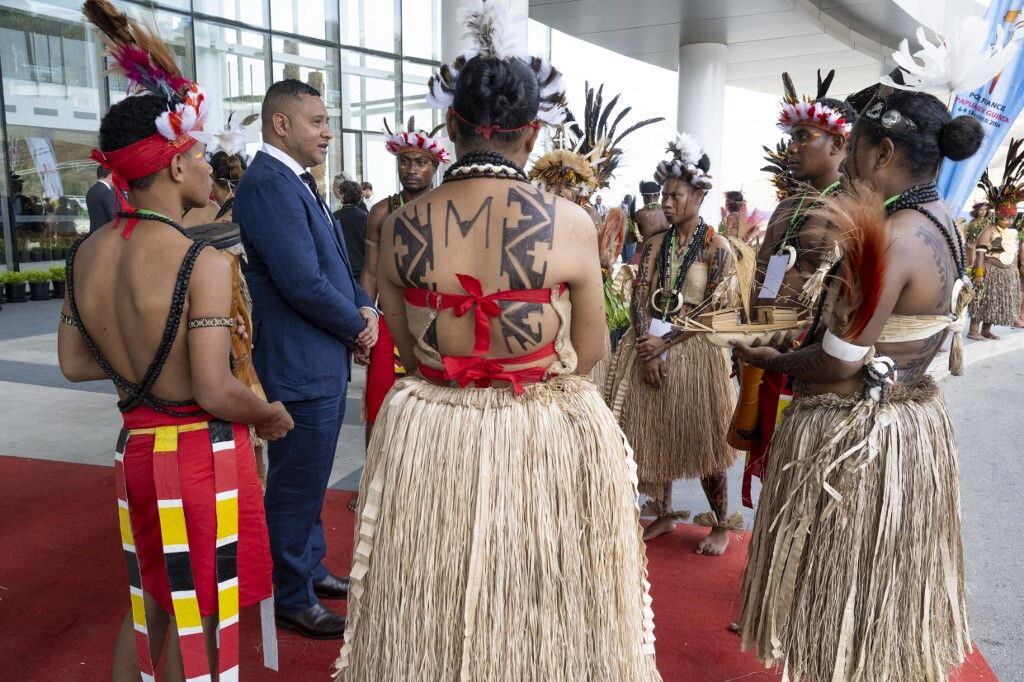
[402,0,440,60]
[195,21,270,161]
[271,0,337,42]
[194,0,268,27]
[0,1,110,270]
[340,51,398,134]
[341,0,397,53]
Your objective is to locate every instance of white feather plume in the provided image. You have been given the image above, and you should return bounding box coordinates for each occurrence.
[881,17,1021,93]
[673,132,703,166]
[459,0,523,62]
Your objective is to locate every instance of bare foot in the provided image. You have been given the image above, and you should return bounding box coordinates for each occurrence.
[642,516,676,541]
[982,330,1001,340]
[967,332,988,341]
[1013,320,1024,328]
[696,526,730,556]
[347,493,359,512]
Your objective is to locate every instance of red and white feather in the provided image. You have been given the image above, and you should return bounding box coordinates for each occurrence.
[778,100,851,138]
[154,83,209,143]
[385,130,452,164]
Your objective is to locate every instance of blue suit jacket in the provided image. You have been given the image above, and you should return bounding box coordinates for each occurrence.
[236,150,373,402]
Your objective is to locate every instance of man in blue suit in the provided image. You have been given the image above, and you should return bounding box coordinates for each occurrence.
[235,79,377,639]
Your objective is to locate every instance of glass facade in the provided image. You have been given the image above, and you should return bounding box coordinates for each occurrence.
[0,0,441,271]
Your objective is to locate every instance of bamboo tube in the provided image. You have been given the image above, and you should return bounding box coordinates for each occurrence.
[727,362,764,450]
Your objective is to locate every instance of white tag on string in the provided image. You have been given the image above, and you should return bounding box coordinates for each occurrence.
[758,254,789,300]
[648,318,673,360]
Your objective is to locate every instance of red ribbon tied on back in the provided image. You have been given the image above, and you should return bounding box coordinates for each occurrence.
[452,273,502,355]
[441,356,547,395]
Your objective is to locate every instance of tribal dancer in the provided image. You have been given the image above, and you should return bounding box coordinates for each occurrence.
[606,134,740,551]
[970,141,1024,340]
[529,85,662,391]
[61,2,292,679]
[359,118,450,493]
[740,70,856,508]
[634,179,669,250]
[335,5,658,679]
[963,201,991,269]
[735,83,982,681]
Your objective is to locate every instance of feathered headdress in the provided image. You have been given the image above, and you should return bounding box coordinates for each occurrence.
[762,138,798,201]
[566,83,664,189]
[529,82,663,197]
[426,1,568,131]
[83,0,208,144]
[880,17,1021,93]
[383,117,452,165]
[83,0,210,238]
[215,111,259,156]
[777,69,851,139]
[978,137,1024,216]
[654,132,712,189]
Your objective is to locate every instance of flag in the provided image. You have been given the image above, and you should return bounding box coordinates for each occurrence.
[937,1,1024,215]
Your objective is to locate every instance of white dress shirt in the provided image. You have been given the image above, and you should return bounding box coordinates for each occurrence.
[261,142,330,219]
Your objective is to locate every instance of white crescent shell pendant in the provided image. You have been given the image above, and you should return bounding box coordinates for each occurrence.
[783,245,798,271]
[650,288,683,316]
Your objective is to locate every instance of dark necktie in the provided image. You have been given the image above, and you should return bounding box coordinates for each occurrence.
[299,172,328,214]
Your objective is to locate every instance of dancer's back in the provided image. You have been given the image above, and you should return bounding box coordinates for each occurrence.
[64,220,219,404]
[377,175,608,381]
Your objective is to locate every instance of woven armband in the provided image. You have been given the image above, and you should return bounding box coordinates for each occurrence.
[60,313,78,327]
[822,329,870,362]
[188,316,235,330]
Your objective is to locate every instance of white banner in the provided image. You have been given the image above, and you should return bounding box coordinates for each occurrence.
[24,137,64,199]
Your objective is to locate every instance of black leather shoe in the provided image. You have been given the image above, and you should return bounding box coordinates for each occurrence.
[275,603,345,639]
[313,573,350,600]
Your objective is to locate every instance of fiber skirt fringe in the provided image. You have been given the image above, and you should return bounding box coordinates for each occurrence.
[970,262,1020,326]
[334,374,661,682]
[607,330,736,494]
[588,332,613,398]
[738,377,971,682]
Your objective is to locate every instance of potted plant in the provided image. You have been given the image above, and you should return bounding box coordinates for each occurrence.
[50,265,66,299]
[2,271,28,302]
[29,246,42,262]
[26,270,51,300]
[17,237,30,262]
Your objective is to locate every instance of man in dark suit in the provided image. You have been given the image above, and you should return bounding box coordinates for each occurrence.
[235,79,377,639]
[85,166,117,232]
[333,180,369,281]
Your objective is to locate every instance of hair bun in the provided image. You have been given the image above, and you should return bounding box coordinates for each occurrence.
[939,115,984,161]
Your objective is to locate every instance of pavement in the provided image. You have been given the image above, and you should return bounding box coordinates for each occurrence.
[0,297,1021,679]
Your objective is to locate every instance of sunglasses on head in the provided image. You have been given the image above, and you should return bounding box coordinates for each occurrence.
[850,82,918,133]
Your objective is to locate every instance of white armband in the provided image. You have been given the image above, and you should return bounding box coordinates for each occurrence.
[822,329,871,362]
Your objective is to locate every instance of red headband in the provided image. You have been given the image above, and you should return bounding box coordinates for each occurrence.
[452,108,539,141]
[90,132,198,239]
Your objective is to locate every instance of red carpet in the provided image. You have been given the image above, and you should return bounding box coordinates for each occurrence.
[0,455,997,681]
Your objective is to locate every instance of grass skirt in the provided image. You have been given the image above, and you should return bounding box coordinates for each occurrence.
[334,374,661,682]
[970,261,1020,326]
[738,377,970,681]
[607,330,736,495]
[588,332,613,398]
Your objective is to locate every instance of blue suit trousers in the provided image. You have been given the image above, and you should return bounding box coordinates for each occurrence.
[264,393,347,610]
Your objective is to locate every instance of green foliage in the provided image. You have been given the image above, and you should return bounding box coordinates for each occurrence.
[49,266,67,281]
[2,271,28,285]
[25,270,51,284]
[604,276,631,331]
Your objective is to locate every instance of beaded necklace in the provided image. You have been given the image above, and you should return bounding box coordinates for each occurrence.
[442,151,529,184]
[777,180,841,256]
[651,218,709,318]
[118,209,187,236]
[643,201,662,210]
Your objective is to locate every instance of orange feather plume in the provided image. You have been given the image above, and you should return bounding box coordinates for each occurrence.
[598,207,626,266]
[811,183,891,339]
